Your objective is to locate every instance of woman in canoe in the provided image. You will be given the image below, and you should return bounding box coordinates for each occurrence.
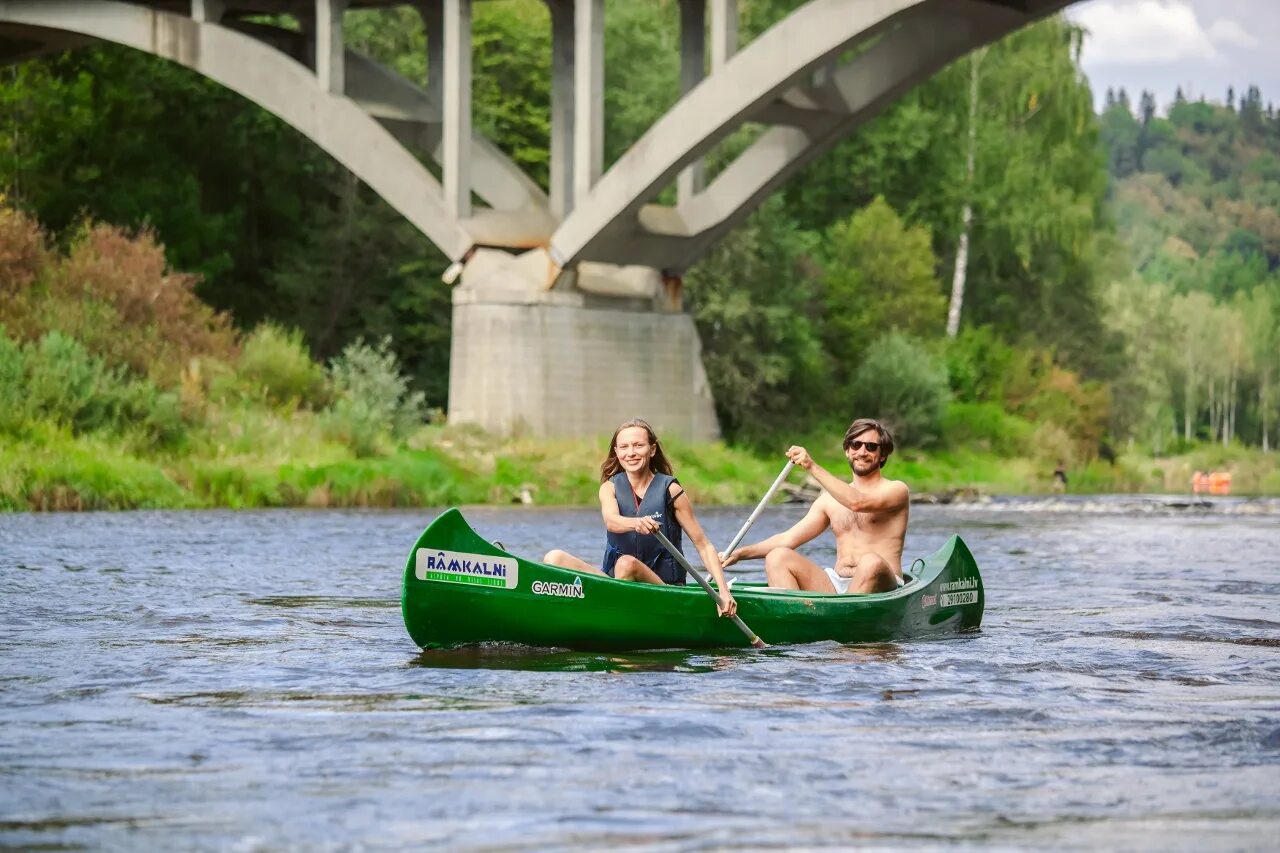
[543,418,738,617]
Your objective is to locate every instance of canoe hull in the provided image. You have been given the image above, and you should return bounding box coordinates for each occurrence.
[401,508,984,651]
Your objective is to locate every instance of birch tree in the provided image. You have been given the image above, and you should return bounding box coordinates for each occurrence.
[946,48,985,338]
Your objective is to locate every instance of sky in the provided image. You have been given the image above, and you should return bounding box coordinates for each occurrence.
[1065,0,1280,113]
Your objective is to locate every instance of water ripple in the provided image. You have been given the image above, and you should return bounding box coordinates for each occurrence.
[1,502,1278,849]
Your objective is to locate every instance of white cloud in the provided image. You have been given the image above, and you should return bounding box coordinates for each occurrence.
[1206,19,1259,49]
[1074,0,1217,65]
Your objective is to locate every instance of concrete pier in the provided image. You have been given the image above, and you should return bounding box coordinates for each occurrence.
[448,250,719,440]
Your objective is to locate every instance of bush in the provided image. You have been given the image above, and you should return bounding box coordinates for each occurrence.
[941,401,1033,455]
[0,329,28,433]
[0,200,47,298]
[324,337,426,457]
[941,325,1016,404]
[44,222,238,385]
[237,323,328,408]
[5,329,188,448]
[849,332,950,447]
[24,331,102,430]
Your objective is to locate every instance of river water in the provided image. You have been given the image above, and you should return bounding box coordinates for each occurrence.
[2,498,1279,850]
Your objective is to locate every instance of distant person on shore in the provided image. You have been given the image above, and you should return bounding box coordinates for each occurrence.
[1052,461,1068,493]
[542,418,737,617]
[720,418,908,594]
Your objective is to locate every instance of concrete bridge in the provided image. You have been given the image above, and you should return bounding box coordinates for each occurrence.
[0,0,1073,439]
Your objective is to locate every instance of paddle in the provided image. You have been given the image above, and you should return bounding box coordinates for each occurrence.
[721,460,795,560]
[652,528,767,649]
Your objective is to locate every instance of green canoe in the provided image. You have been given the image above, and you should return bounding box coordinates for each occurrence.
[401,508,984,651]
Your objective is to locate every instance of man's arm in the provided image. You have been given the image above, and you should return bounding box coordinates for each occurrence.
[720,500,829,567]
[789,446,909,514]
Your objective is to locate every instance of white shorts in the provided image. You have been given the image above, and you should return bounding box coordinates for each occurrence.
[822,567,904,594]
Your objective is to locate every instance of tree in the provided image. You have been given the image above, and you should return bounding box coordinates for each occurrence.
[683,198,828,444]
[946,48,985,337]
[820,197,944,388]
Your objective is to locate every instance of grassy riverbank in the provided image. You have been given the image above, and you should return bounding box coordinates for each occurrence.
[3,422,1276,512]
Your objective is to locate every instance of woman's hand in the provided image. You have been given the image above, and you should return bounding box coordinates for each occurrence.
[716,591,738,618]
[786,445,814,470]
[632,515,659,535]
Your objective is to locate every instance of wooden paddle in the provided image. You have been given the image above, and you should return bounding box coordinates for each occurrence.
[652,529,767,649]
[721,460,795,559]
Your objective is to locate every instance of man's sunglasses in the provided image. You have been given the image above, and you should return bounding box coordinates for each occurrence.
[846,440,881,453]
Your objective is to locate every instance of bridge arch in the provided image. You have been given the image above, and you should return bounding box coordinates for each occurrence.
[0,0,556,260]
[550,0,1070,272]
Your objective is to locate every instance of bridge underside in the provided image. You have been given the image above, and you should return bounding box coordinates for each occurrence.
[0,0,1074,440]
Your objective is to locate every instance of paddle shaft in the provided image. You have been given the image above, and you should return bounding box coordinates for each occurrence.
[651,529,767,649]
[722,461,795,557]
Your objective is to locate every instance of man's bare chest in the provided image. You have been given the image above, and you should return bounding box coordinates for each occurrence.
[829,505,882,535]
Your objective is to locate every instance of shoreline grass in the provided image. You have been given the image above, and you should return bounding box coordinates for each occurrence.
[2,425,1276,512]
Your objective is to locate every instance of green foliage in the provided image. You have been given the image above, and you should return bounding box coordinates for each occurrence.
[0,329,27,433]
[848,333,951,448]
[684,198,828,445]
[23,331,103,430]
[0,328,186,449]
[941,401,1033,456]
[821,197,945,387]
[325,337,427,457]
[237,323,328,409]
[940,326,1016,404]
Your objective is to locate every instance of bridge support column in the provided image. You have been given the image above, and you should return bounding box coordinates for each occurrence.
[573,0,603,205]
[443,0,472,218]
[448,250,720,441]
[547,0,575,219]
[315,0,347,95]
[677,0,705,202]
[191,1,225,24]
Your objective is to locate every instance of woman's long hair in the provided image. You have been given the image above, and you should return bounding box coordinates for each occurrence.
[599,418,674,482]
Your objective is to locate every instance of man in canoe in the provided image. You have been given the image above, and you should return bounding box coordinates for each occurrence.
[543,418,738,617]
[721,418,908,594]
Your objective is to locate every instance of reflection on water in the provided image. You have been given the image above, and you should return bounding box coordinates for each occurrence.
[412,646,732,674]
[1,501,1278,849]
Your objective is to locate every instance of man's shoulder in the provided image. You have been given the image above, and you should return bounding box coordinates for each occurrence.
[867,475,910,509]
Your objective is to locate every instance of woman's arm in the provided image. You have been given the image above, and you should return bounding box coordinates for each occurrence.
[670,484,737,616]
[598,481,659,535]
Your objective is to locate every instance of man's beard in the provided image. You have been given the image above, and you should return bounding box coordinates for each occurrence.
[850,458,879,476]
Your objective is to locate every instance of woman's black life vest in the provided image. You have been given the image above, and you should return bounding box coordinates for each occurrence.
[603,470,686,585]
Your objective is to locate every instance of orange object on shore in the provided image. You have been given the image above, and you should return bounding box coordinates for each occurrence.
[1208,471,1232,495]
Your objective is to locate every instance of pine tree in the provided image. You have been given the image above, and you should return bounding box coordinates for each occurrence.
[1139,90,1156,126]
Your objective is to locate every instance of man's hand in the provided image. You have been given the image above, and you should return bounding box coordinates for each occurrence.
[716,592,738,617]
[718,547,744,568]
[632,515,659,534]
[786,445,814,470]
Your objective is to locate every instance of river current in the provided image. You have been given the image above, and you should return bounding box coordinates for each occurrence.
[2,497,1279,850]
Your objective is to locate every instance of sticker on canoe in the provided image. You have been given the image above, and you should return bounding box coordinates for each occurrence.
[415,549,518,589]
[531,577,585,599]
[940,590,979,607]
[921,594,938,608]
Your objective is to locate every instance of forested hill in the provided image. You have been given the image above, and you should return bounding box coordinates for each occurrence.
[1100,86,1280,299]
[1096,87,1280,451]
